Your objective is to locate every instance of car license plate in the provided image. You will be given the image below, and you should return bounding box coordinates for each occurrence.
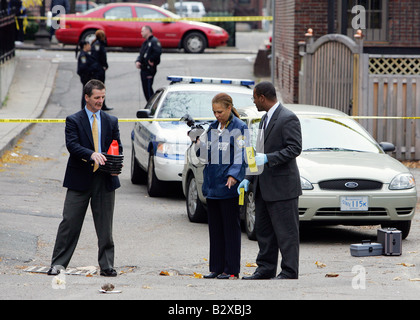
[340,196,368,211]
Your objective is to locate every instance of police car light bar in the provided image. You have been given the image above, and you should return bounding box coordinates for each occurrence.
[167,76,255,87]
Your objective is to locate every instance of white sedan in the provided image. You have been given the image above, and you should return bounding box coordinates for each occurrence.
[182,104,417,239]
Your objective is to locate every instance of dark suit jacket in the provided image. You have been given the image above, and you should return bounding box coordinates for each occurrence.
[63,109,122,192]
[246,103,302,201]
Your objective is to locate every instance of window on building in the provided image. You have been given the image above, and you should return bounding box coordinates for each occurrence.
[339,0,388,42]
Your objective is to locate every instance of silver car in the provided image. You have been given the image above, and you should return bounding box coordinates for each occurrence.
[182,104,417,239]
[131,75,254,197]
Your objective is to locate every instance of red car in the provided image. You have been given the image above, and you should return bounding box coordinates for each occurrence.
[55,3,229,53]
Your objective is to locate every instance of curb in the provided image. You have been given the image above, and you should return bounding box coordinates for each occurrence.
[0,58,58,158]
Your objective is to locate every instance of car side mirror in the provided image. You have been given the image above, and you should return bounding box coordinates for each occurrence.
[137,109,151,118]
[379,142,395,152]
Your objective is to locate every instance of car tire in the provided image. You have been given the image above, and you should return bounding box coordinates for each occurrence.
[183,32,206,53]
[131,146,146,184]
[186,174,207,223]
[80,29,97,44]
[244,191,257,240]
[381,220,411,240]
[147,154,165,197]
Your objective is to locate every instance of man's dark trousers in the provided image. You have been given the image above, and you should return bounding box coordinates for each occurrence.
[254,185,299,279]
[141,70,155,101]
[51,172,115,270]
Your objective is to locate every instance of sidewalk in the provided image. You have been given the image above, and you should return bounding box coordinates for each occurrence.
[0,54,58,158]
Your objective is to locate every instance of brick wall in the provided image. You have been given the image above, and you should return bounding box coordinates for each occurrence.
[388,0,420,47]
[275,0,329,103]
[273,0,295,103]
[275,0,420,104]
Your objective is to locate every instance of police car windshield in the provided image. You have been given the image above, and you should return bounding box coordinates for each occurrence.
[157,91,252,119]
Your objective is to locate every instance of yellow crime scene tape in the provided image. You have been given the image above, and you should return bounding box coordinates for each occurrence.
[1,116,420,124]
[25,15,273,23]
[0,118,206,123]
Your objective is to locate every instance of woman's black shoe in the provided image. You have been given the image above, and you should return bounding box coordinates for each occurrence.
[203,272,220,279]
[217,273,239,279]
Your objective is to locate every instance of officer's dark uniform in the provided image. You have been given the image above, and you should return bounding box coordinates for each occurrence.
[136,35,162,101]
[91,39,108,83]
[77,49,100,109]
[91,39,110,109]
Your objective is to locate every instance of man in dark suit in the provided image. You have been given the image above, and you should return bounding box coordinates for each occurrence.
[238,81,302,280]
[48,80,122,277]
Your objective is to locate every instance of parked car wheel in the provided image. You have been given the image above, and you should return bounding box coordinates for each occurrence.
[186,174,207,223]
[131,146,146,184]
[183,32,206,53]
[80,29,97,44]
[381,221,411,240]
[147,154,165,197]
[244,191,257,240]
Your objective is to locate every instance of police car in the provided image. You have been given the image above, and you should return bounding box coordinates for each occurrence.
[131,75,255,197]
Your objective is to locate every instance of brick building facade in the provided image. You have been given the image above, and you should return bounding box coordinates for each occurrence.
[274,0,420,104]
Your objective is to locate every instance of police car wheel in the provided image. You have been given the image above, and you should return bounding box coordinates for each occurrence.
[131,146,146,184]
[147,154,165,197]
[186,174,207,223]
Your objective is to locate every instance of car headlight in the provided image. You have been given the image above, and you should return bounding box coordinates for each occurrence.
[389,173,416,190]
[210,29,224,35]
[157,142,188,158]
[301,177,314,190]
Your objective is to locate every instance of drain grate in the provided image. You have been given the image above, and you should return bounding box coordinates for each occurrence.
[23,266,97,276]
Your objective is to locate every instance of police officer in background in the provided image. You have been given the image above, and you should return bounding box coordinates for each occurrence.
[135,25,162,101]
[77,40,101,109]
[91,29,112,111]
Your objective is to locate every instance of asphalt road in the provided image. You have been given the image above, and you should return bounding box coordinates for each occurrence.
[1,34,420,303]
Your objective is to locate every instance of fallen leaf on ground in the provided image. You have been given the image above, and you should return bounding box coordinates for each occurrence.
[397,263,415,267]
[193,272,203,279]
[315,261,327,268]
[246,262,257,267]
[325,273,339,278]
[409,278,420,282]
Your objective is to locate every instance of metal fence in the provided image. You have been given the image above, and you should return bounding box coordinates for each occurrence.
[0,9,15,65]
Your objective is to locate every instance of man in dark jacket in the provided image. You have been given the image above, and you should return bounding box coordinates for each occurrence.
[135,25,162,101]
[48,80,122,277]
[239,81,302,280]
